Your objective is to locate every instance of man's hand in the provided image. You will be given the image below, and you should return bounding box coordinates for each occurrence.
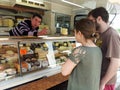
[38,29,47,35]
[99,81,105,90]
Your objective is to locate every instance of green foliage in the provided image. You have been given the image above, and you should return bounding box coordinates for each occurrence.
[118,29,120,33]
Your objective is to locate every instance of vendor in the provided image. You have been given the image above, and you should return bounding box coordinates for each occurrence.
[9,13,47,36]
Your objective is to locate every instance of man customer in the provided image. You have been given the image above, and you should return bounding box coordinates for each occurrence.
[9,13,46,36]
[88,7,120,90]
[62,18,102,90]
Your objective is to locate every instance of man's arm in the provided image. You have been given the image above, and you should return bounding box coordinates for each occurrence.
[100,58,120,89]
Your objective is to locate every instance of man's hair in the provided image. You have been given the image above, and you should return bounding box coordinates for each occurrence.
[88,7,109,23]
[32,13,42,19]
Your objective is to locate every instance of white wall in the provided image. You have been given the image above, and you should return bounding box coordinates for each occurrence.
[51,2,72,15]
[109,14,120,33]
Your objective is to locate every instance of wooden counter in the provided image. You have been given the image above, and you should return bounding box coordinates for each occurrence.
[11,73,68,90]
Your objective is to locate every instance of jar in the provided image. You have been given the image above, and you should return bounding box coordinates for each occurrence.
[61,28,68,35]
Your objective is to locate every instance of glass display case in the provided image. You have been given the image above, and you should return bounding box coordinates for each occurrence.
[0,36,76,89]
[18,42,49,74]
[53,41,76,64]
[0,39,19,82]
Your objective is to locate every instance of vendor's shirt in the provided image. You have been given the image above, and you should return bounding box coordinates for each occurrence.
[9,20,38,36]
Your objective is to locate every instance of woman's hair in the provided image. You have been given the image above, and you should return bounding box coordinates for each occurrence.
[74,18,98,40]
[88,7,109,23]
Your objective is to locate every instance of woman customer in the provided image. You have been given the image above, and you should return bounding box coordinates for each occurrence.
[61,18,102,90]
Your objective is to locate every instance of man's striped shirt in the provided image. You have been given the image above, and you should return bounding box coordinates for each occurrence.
[9,20,38,36]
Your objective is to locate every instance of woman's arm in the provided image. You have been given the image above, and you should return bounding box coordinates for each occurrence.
[61,59,77,76]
